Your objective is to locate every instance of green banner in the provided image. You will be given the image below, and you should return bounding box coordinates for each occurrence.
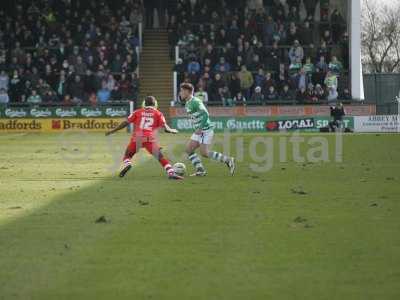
[172,116,354,132]
[0,106,129,118]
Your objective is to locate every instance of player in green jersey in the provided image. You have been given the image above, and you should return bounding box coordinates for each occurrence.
[179,83,235,176]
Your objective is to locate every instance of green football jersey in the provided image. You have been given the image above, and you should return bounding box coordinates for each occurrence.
[185,96,213,131]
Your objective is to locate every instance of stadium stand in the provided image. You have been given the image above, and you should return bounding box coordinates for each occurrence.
[168,0,350,106]
[0,0,142,106]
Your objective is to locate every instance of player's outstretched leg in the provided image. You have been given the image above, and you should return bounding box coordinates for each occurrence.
[148,143,183,180]
[119,142,137,177]
[120,156,133,178]
[159,157,184,180]
[119,159,132,177]
[207,151,236,176]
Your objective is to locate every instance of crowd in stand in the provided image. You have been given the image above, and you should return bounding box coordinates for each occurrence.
[169,0,352,106]
[0,0,143,106]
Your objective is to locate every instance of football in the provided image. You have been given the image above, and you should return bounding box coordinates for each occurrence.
[173,162,186,176]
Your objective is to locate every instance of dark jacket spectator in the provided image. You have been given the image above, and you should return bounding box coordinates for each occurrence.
[280,85,295,102]
[229,73,241,97]
[265,86,278,102]
[250,86,265,105]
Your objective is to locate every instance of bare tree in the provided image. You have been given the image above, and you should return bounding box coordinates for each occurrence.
[362,0,400,73]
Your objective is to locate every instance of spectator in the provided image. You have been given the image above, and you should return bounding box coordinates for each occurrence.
[263,72,276,92]
[340,88,352,101]
[68,75,85,104]
[97,82,111,103]
[22,81,33,103]
[273,23,287,45]
[304,0,317,19]
[55,73,67,100]
[27,90,42,104]
[106,74,117,91]
[238,65,254,98]
[306,83,318,103]
[280,85,295,102]
[299,21,314,46]
[305,43,317,62]
[0,88,9,105]
[187,57,201,74]
[254,68,266,88]
[316,56,328,73]
[229,72,241,97]
[294,68,309,91]
[131,72,140,101]
[329,56,343,75]
[265,86,278,103]
[324,71,338,91]
[303,57,315,77]
[9,70,23,102]
[248,54,263,72]
[312,67,325,87]
[263,16,277,46]
[331,9,346,43]
[233,92,246,106]
[0,70,9,91]
[287,4,300,22]
[198,72,212,93]
[250,86,265,105]
[119,73,133,100]
[89,92,98,106]
[296,87,307,104]
[220,86,232,107]
[194,86,209,105]
[203,44,218,66]
[174,58,185,84]
[74,56,87,75]
[214,57,231,73]
[232,55,245,72]
[314,84,326,101]
[327,86,338,103]
[208,73,226,102]
[288,40,304,64]
[42,90,58,104]
[83,70,98,96]
[317,41,330,62]
[289,58,302,75]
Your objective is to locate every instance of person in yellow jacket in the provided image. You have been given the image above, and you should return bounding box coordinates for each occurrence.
[238,65,254,99]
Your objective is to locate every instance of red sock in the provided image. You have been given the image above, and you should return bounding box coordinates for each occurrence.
[159,158,173,174]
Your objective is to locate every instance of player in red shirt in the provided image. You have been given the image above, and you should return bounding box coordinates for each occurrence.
[105,96,183,179]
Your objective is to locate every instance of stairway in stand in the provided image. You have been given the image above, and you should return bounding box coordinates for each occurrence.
[139,29,174,122]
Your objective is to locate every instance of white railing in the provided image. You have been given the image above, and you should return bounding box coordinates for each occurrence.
[138,22,143,52]
[173,71,178,105]
[175,45,179,63]
[173,46,180,103]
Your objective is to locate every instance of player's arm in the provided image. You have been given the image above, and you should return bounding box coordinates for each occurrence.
[158,112,178,134]
[194,104,209,135]
[105,120,129,136]
[164,123,178,134]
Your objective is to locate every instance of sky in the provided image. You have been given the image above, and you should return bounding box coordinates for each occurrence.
[363,0,395,7]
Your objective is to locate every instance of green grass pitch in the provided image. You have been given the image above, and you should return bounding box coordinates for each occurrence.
[0,132,399,299]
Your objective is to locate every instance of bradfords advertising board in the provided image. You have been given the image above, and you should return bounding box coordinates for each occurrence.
[172,116,354,132]
[0,118,124,132]
[354,115,400,132]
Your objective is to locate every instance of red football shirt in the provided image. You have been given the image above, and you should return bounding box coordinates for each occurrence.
[127,107,166,138]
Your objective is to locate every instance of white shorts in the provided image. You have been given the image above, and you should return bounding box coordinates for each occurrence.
[190,129,214,145]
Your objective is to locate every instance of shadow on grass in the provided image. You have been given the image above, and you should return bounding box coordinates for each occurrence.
[0,160,175,299]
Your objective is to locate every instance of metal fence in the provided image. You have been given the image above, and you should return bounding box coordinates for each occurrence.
[363,73,400,114]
